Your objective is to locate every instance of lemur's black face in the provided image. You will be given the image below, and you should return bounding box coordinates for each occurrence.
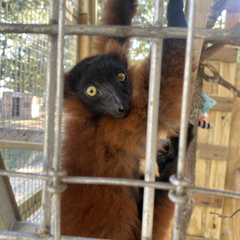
[67,53,131,118]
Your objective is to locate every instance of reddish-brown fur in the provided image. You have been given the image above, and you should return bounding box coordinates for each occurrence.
[61,0,196,239]
[152,192,175,240]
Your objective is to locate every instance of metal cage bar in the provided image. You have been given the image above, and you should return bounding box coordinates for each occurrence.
[52,0,66,239]
[0,24,240,41]
[40,0,59,233]
[141,0,164,239]
[0,0,240,239]
[0,170,240,200]
[171,0,198,239]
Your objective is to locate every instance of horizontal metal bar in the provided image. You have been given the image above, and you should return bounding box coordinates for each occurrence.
[0,24,239,41]
[63,177,173,190]
[0,170,239,199]
[187,186,240,199]
[0,230,105,240]
[62,177,240,200]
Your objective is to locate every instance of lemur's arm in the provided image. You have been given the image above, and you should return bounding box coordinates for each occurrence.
[153,123,194,240]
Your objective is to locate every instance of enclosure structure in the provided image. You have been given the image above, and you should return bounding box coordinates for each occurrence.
[187,3,240,239]
[1,92,40,119]
[188,61,240,239]
[0,0,240,240]
[0,0,80,227]
[188,59,240,240]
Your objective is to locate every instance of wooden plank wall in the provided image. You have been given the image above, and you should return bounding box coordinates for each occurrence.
[187,8,240,240]
[218,10,240,239]
[187,62,240,240]
[221,64,240,240]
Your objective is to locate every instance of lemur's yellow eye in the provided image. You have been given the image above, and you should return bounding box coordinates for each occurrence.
[117,72,126,82]
[86,86,97,96]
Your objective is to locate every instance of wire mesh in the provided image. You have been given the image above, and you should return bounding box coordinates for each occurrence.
[0,0,78,225]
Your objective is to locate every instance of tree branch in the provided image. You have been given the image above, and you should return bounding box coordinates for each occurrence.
[201,43,225,59]
[199,60,240,98]
[207,0,228,29]
[179,75,203,240]
[201,23,240,59]
[210,208,240,218]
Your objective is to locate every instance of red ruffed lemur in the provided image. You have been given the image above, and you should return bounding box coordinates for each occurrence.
[61,0,195,239]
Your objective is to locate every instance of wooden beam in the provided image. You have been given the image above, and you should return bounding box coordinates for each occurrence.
[10,221,40,233]
[0,128,44,151]
[18,187,42,221]
[197,143,228,161]
[0,140,43,151]
[0,152,21,230]
[210,96,233,112]
[187,237,216,240]
[234,168,240,192]
[206,46,238,63]
[195,194,223,208]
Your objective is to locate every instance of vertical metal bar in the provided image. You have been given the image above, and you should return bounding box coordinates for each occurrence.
[141,0,164,239]
[40,0,59,234]
[177,0,197,178]
[0,1,2,23]
[172,0,197,239]
[5,1,8,22]
[28,47,31,94]
[9,39,13,127]
[54,0,65,177]
[53,0,65,239]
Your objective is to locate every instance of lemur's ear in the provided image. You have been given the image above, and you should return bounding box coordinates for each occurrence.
[64,72,75,98]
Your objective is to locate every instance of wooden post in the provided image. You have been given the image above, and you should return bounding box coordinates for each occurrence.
[78,0,90,61]
[78,0,97,61]
[181,1,212,239]
[89,0,98,55]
